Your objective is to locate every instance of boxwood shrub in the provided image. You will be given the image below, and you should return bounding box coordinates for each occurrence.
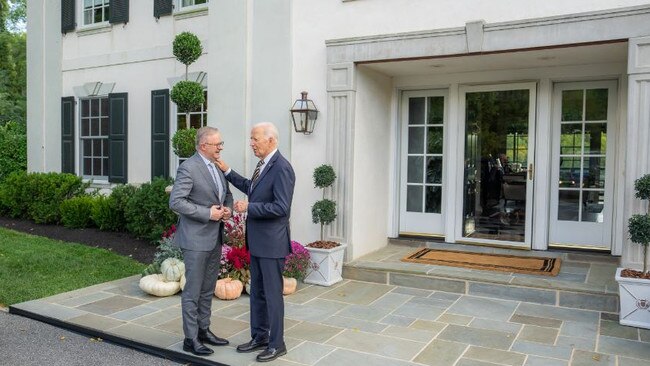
[92,184,137,231]
[60,195,97,228]
[125,177,177,242]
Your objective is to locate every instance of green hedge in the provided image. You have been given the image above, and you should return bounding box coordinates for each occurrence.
[61,195,97,228]
[0,121,27,181]
[92,184,137,231]
[0,171,87,223]
[125,177,177,242]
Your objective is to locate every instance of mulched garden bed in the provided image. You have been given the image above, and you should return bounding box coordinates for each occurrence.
[0,216,157,264]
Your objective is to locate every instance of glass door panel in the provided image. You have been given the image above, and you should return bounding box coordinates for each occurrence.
[460,85,535,247]
[400,90,447,236]
[549,81,616,249]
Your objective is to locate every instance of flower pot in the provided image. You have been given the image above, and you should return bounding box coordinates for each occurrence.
[615,267,650,329]
[283,277,297,295]
[304,243,347,286]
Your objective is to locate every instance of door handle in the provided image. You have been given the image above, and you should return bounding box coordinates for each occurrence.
[528,163,534,180]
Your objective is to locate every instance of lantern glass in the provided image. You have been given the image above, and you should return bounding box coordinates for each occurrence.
[290,92,318,134]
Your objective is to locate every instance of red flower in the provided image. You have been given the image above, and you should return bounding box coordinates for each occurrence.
[226,246,250,270]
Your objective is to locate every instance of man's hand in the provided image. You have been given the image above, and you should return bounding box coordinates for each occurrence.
[215,159,229,172]
[233,200,248,213]
[222,206,232,220]
[210,205,225,221]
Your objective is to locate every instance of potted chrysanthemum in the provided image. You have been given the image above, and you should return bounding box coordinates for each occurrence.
[282,241,312,295]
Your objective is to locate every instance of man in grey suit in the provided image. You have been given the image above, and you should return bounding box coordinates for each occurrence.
[169,126,232,356]
[216,122,295,362]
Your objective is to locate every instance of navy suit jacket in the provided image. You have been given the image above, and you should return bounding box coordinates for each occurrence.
[226,151,295,258]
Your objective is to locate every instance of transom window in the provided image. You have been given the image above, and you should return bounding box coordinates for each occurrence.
[176,90,208,130]
[80,97,110,179]
[180,0,208,9]
[83,0,110,25]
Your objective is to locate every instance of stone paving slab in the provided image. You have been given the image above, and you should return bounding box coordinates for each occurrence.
[10,245,650,366]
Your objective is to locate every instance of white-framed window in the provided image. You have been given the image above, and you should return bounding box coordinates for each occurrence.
[179,0,208,10]
[83,0,110,26]
[80,97,110,179]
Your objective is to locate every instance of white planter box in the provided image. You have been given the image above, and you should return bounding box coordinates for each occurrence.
[304,243,347,286]
[615,267,650,329]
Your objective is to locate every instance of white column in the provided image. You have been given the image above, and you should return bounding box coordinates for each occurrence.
[26,0,62,173]
[326,63,356,257]
[623,36,650,269]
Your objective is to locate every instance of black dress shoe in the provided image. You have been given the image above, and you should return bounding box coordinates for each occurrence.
[182,337,213,356]
[198,328,229,346]
[236,338,269,353]
[256,346,287,362]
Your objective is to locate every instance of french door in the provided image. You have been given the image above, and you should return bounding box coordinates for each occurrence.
[399,90,448,236]
[457,83,537,248]
[549,81,617,250]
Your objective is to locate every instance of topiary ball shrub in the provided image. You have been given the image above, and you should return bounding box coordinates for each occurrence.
[172,32,203,67]
[313,164,336,189]
[61,195,97,228]
[171,81,205,115]
[171,128,197,158]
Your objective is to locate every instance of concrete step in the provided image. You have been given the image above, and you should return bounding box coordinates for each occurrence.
[343,239,620,314]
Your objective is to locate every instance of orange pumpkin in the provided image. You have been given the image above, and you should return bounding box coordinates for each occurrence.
[283,277,297,295]
[215,278,243,300]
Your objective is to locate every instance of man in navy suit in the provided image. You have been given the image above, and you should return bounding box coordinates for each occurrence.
[216,122,295,362]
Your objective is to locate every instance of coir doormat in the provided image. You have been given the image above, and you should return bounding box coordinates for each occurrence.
[402,248,561,276]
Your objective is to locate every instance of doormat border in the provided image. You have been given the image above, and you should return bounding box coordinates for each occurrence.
[401,248,561,276]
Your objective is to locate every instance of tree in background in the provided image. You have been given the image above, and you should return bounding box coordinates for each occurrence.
[0,0,26,125]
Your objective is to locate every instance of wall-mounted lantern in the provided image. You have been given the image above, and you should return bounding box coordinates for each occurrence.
[290,91,318,135]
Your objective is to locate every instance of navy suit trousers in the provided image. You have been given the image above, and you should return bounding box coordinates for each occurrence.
[249,255,285,349]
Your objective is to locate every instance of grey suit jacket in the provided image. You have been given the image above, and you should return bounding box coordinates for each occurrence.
[169,153,233,251]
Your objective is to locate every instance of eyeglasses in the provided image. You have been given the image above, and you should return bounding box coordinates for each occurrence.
[203,141,224,148]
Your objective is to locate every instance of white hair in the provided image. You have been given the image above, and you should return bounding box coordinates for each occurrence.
[195,126,220,147]
[253,122,279,143]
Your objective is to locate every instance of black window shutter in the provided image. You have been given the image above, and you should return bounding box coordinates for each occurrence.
[61,97,75,174]
[110,0,130,25]
[154,0,173,18]
[151,89,170,179]
[108,93,128,183]
[61,0,76,33]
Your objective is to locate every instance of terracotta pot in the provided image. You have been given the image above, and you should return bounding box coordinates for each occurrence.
[283,277,297,295]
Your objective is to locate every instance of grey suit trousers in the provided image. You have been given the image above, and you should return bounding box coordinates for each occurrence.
[181,244,222,338]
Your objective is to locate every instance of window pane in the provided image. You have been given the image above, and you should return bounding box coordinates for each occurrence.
[582,190,604,223]
[426,127,443,154]
[84,0,93,8]
[101,139,108,158]
[83,158,92,175]
[407,156,423,184]
[84,10,92,25]
[584,123,606,155]
[561,90,583,121]
[189,114,202,129]
[582,157,606,189]
[81,119,90,137]
[425,186,442,213]
[557,190,580,221]
[83,140,92,157]
[81,99,90,117]
[101,98,109,117]
[104,5,110,21]
[91,118,100,136]
[100,117,109,136]
[559,157,581,188]
[91,99,99,116]
[427,97,444,124]
[177,115,187,130]
[426,157,442,184]
[408,127,424,154]
[94,8,102,23]
[560,124,582,155]
[93,139,102,157]
[408,97,425,125]
[407,186,423,212]
[93,158,102,176]
[585,89,608,121]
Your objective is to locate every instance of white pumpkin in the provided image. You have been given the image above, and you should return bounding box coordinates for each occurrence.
[180,274,187,291]
[139,274,181,297]
[161,258,185,282]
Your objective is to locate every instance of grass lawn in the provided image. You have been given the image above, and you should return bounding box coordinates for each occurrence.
[0,227,145,306]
